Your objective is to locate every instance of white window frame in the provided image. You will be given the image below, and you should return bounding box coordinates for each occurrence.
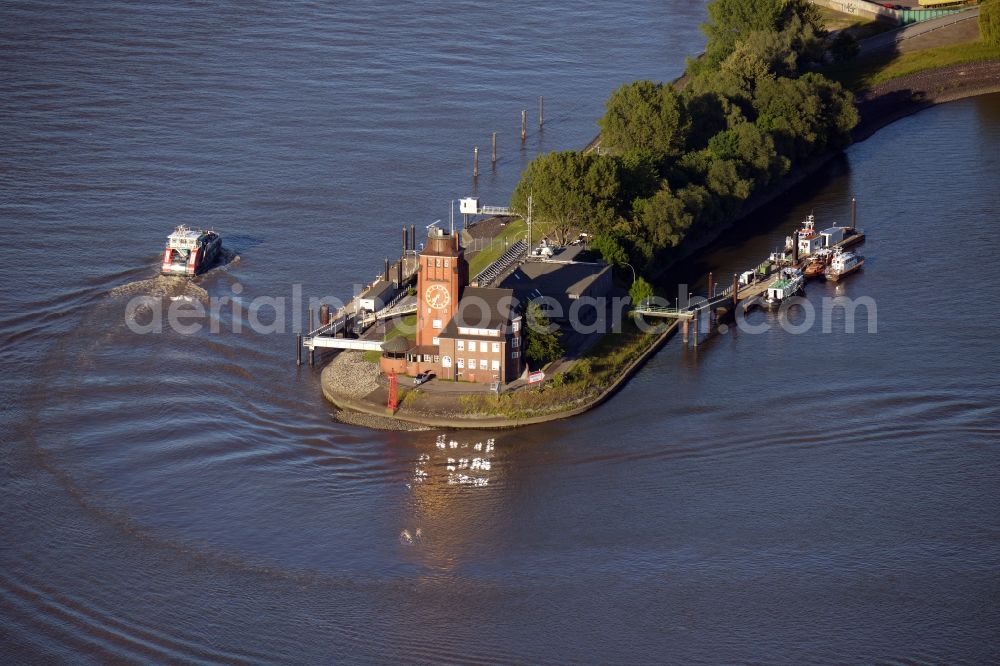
[491,342,500,353]
[457,358,465,368]
[457,340,465,351]
[491,359,500,371]
[468,341,476,352]
[479,359,488,370]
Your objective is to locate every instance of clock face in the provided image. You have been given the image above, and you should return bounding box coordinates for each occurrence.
[424,283,451,310]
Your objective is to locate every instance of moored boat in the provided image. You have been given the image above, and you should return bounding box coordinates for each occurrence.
[803,247,833,279]
[765,267,805,307]
[824,248,864,282]
[161,225,222,276]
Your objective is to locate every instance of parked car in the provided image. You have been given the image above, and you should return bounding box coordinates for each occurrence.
[414,372,434,386]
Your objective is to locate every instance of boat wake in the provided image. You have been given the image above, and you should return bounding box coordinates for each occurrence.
[109,276,209,303]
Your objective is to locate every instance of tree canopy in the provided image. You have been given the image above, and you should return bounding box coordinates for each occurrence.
[598,81,689,159]
[524,301,563,367]
[509,0,858,276]
[982,0,1000,47]
[511,151,620,245]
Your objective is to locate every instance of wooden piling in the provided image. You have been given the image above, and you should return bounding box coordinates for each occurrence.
[491,132,497,164]
[410,225,415,251]
[708,272,714,299]
[692,314,699,347]
[474,146,479,177]
[539,96,544,129]
[402,226,407,255]
[521,110,526,142]
[384,257,389,280]
[851,197,857,228]
[308,310,314,366]
[732,273,739,308]
[682,318,689,344]
[296,334,302,366]
[792,230,799,264]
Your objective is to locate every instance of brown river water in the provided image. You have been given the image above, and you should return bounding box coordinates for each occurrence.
[2,1,999,663]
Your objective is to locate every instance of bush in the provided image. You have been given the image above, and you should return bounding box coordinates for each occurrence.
[983,0,1000,47]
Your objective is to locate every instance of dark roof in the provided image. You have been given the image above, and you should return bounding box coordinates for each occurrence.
[410,344,439,356]
[501,261,610,298]
[381,336,413,353]
[437,287,520,340]
[361,279,396,301]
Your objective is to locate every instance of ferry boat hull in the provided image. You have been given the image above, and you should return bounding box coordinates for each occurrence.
[161,226,222,276]
[824,258,864,282]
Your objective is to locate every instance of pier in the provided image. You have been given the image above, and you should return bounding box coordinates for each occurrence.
[297,230,422,366]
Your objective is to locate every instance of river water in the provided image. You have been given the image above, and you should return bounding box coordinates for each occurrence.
[2,1,999,663]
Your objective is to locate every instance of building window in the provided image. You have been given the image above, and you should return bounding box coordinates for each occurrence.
[491,342,500,353]
[432,337,439,345]
[491,360,500,371]
[432,319,442,329]
[433,355,440,363]
[468,341,476,352]
[444,259,449,268]
[479,359,488,370]
[512,351,520,359]
[457,358,464,368]
[443,356,452,368]
[467,358,474,369]
[512,320,520,332]
[457,340,465,351]
[512,337,520,348]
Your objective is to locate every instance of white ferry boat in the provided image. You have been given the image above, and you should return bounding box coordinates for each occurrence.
[765,267,805,307]
[161,225,222,276]
[824,248,864,282]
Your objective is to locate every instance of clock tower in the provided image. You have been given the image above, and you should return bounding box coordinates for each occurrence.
[416,226,468,348]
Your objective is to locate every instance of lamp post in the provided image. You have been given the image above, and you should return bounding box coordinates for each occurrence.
[622,262,636,285]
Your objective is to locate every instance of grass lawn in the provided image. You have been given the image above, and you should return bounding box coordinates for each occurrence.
[825,40,1000,90]
[362,313,416,363]
[459,317,668,418]
[467,218,528,277]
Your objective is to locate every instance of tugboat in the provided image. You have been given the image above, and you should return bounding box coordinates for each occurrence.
[765,266,805,307]
[803,247,833,279]
[161,225,222,276]
[824,247,864,282]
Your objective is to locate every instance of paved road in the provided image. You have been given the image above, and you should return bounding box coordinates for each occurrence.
[859,7,981,57]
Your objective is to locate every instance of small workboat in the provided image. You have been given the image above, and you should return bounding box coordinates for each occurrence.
[803,247,833,279]
[161,225,222,276]
[824,248,864,282]
[765,267,805,307]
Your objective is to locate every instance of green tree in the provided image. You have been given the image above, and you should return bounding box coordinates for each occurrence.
[524,300,564,367]
[511,151,620,245]
[629,277,655,308]
[982,0,1000,47]
[695,0,824,73]
[590,232,629,267]
[598,81,690,158]
[829,32,860,63]
[708,122,788,187]
[631,185,693,259]
[753,73,857,164]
